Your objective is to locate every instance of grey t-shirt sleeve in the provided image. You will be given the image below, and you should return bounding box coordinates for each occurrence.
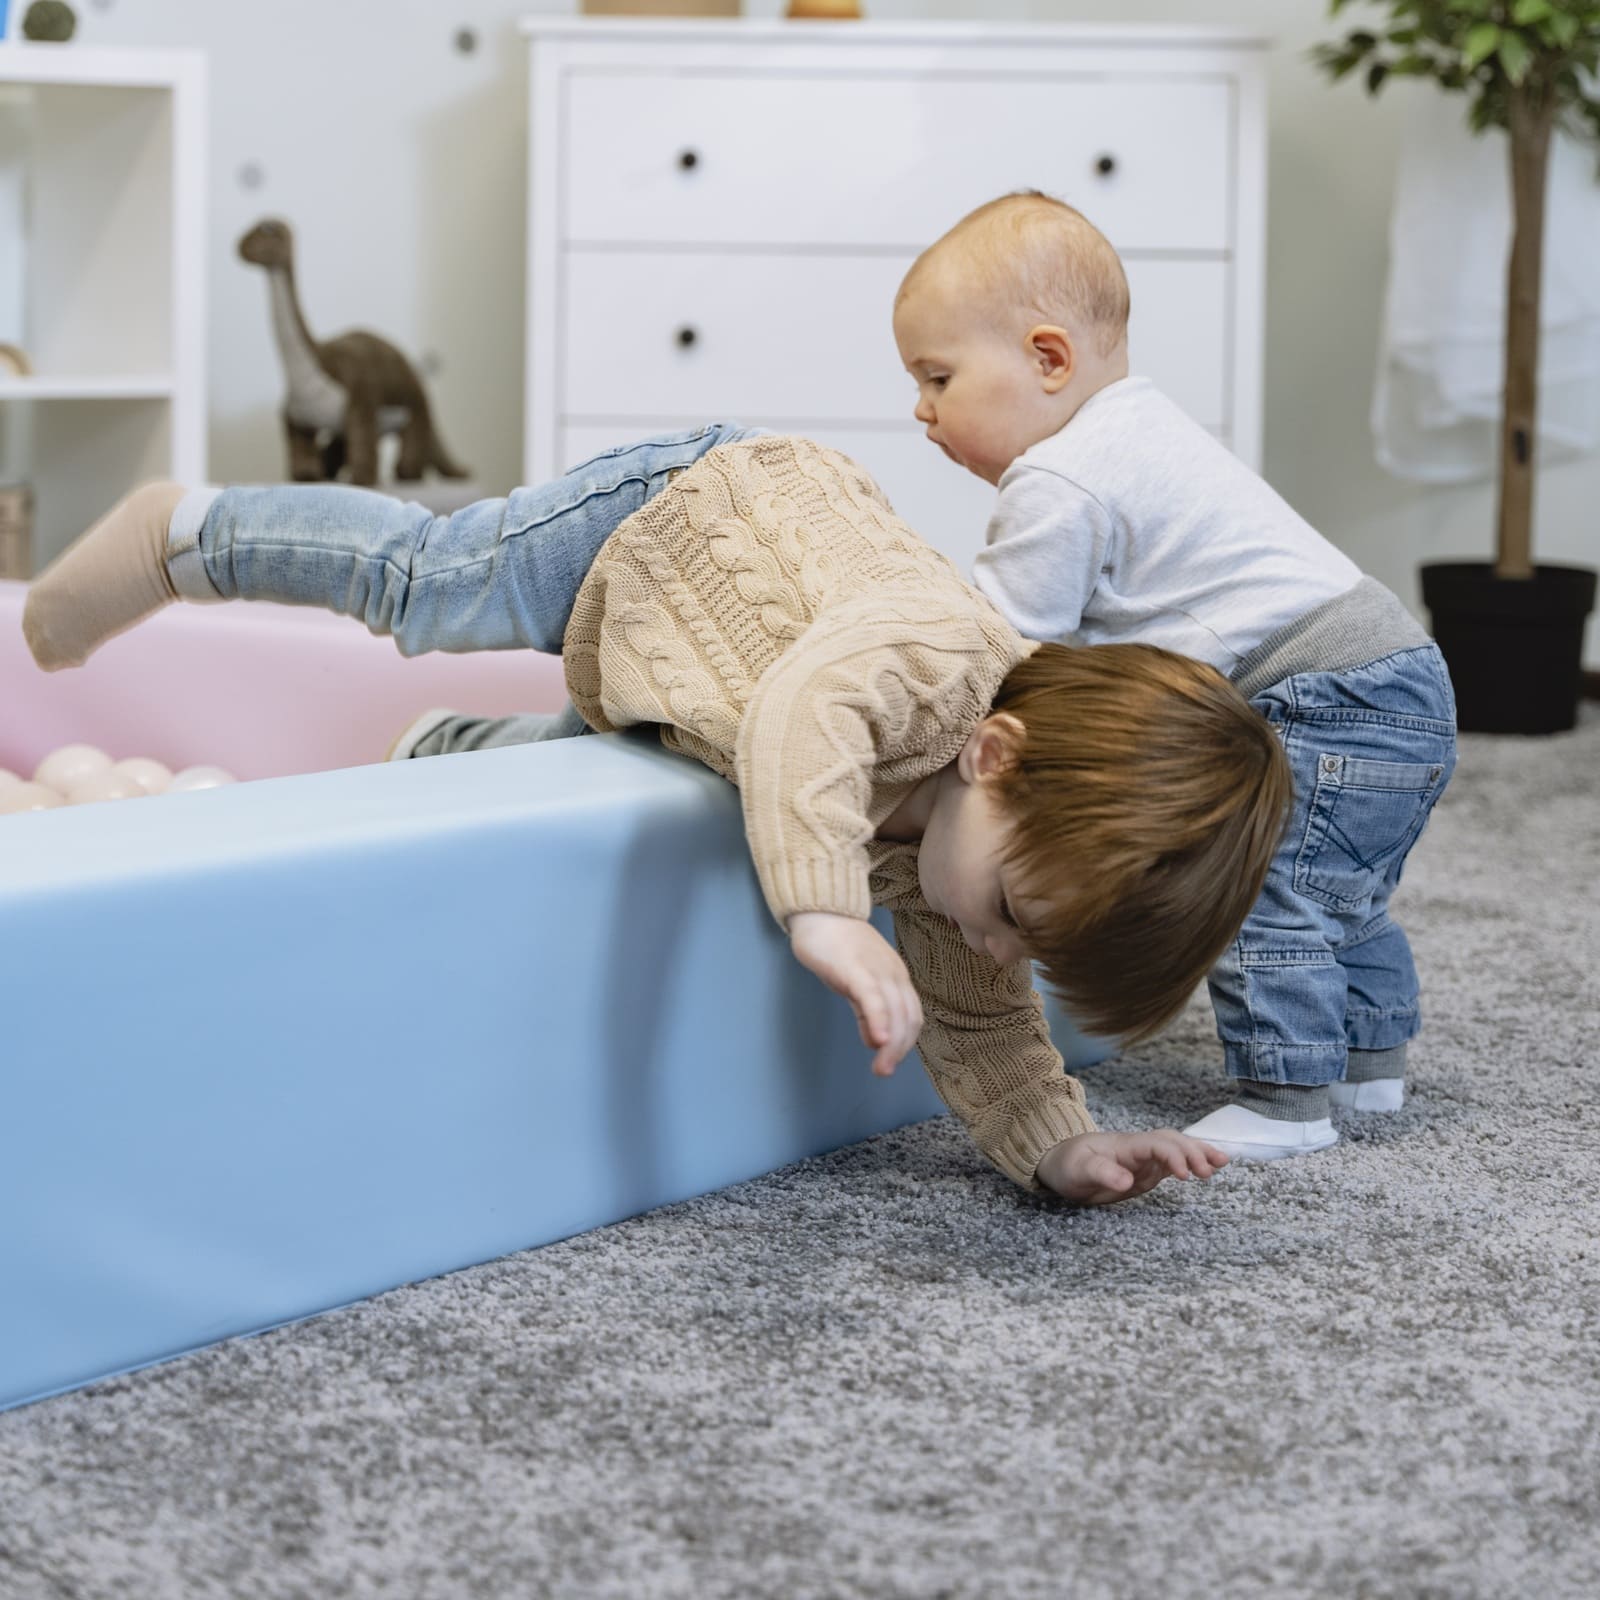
[971,464,1114,643]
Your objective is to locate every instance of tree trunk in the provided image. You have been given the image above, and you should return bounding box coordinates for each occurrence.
[1496,87,1555,581]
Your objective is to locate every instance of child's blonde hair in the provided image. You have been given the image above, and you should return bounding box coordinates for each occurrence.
[991,643,1291,1041]
[900,191,1131,357]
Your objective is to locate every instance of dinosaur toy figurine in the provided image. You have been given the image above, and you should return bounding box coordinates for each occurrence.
[238,218,469,486]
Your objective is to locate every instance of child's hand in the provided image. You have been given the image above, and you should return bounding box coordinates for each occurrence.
[1035,1131,1229,1206]
[787,911,923,1077]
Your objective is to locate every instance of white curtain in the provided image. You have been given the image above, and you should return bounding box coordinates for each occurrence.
[1373,87,1600,483]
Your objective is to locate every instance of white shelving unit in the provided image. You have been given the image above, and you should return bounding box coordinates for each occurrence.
[0,45,206,574]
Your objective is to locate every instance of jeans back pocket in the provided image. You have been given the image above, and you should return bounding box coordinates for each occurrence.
[1294,753,1447,914]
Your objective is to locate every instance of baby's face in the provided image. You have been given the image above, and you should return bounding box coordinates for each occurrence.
[893,268,1062,486]
[915,723,1034,970]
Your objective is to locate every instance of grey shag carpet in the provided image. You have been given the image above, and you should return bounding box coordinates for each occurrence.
[2,711,1597,1600]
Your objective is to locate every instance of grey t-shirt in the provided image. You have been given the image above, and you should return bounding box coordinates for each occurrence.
[972,376,1363,673]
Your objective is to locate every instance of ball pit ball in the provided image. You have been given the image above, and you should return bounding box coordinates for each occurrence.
[111,757,174,795]
[1,752,241,820]
[0,781,67,815]
[167,766,237,793]
[66,769,151,805]
[34,744,112,793]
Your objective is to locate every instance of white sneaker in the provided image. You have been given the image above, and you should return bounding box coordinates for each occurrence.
[1183,1103,1338,1162]
[1329,1077,1405,1112]
[385,707,458,762]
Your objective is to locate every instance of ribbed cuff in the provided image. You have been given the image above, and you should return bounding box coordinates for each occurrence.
[986,1085,1098,1192]
[1237,1079,1332,1122]
[766,857,873,928]
[1346,1044,1407,1083]
[165,486,226,601]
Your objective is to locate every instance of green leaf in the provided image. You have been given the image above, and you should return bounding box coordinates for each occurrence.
[1498,28,1534,81]
[1464,22,1502,69]
[1469,90,1503,130]
[1316,0,1600,131]
[1312,41,1363,80]
[1548,12,1581,47]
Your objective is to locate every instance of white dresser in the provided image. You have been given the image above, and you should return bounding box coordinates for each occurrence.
[522,18,1266,569]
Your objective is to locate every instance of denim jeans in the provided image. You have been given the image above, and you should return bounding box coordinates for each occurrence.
[166,423,757,755]
[405,703,594,755]
[168,423,756,653]
[1208,644,1457,1085]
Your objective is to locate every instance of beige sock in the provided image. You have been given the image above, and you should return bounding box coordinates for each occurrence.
[22,482,187,670]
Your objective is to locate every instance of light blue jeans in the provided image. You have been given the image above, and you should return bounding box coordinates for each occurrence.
[166,423,757,751]
[1208,644,1458,1086]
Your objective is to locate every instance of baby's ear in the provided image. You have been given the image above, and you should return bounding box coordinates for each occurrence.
[972,712,1027,778]
[1026,324,1075,389]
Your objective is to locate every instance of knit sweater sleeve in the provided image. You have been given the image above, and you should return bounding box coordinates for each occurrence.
[733,595,1008,928]
[870,845,1098,1191]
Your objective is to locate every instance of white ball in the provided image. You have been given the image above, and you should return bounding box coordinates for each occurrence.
[34,743,112,793]
[0,780,67,814]
[111,756,174,795]
[67,769,149,805]
[0,767,23,789]
[167,765,237,792]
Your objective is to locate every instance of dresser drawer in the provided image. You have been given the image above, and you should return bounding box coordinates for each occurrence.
[561,251,905,421]
[560,251,1229,429]
[561,69,1233,252]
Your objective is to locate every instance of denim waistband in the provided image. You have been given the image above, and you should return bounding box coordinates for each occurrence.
[1230,578,1431,699]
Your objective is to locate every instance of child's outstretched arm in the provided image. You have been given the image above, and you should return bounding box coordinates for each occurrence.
[872,846,1094,1187]
[787,910,922,1079]
[1035,1130,1228,1205]
[731,596,1013,1080]
[872,848,1229,1204]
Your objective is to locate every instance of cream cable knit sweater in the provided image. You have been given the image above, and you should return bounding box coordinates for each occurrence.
[562,436,1095,1188]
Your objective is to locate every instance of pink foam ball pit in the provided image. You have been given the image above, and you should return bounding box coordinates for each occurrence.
[1,580,567,786]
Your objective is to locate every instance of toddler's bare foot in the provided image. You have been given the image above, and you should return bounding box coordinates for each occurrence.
[22,482,186,670]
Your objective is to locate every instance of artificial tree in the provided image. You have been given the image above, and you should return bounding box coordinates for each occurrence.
[1317,0,1600,730]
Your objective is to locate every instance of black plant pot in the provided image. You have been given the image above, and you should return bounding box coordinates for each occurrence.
[1420,561,1597,734]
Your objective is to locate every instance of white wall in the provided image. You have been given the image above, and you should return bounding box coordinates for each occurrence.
[1013,0,1598,663]
[71,0,569,495]
[69,0,1597,660]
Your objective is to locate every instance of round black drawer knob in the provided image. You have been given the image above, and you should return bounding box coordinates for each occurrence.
[678,149,699,171]
[676,326,698,349]
[1095,153,1118,177]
